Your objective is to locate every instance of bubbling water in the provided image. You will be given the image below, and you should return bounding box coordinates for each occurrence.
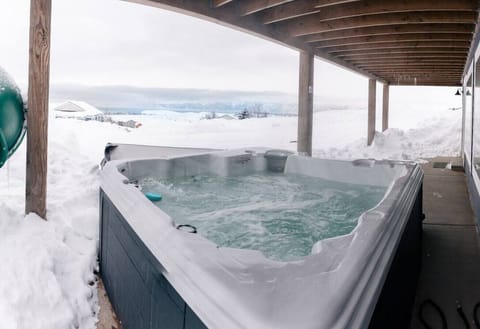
[141,173,386,262]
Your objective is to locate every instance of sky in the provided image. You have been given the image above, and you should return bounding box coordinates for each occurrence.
[0,0,462,110]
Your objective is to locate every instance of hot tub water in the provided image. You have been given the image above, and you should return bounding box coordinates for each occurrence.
[141,173,386,262]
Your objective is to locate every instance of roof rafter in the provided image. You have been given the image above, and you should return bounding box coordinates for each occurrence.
[211,0,233,8]
[313,33,471,48]
[301,24,474,43]
[282,11,477,37]
[262,0,476,25]
[326,41,471,53]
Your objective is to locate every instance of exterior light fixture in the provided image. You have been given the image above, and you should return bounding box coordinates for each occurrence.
[456,88,472,96]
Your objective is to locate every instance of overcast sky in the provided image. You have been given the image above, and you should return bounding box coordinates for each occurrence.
[0,0,460,109]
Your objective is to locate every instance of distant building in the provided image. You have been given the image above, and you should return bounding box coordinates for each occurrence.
[53,101,104,121]
[118,120,138,128]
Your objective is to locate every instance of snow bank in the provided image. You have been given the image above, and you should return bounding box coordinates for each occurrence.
[315,114,462,161]
[0,127,99,329]
[0,104,462,329]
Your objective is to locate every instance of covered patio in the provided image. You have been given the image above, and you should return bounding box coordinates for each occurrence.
[23,0,480,328]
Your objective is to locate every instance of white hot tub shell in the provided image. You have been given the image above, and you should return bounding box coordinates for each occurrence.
[99,145,424,329]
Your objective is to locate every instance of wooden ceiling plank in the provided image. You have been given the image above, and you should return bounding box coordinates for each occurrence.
[386,76,461,79]
[262,0,475,25]
[311,0,476,22]
[382,77,462,81]
[302,24,475,43]
[335,48,469,56]
[314,33,471,48]
[350,60,466,66]
[212,0,234,8]
[347,57,466,62]
[261,0,320,24]
[370,70,463,74]
[326,41,471,53]
[283,11,477,37]
[340,54,467,60]
[238,0,294,16]
[314,0,362,8]
[358,62,465,69]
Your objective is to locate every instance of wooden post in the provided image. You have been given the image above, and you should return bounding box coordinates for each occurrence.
[382,83,389,131]
[25,0,51,219]
[297,51,314,156]
[368,79,376,146]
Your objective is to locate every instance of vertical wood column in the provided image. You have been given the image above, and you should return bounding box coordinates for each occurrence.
[297,51,314,156]
[26,0,52,219]
[368,79,376,146]
[382,83,389,132]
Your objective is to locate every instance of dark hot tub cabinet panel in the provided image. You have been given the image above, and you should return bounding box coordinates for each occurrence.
[100,191,207,329]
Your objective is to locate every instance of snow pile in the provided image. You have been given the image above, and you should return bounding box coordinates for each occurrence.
[316,114,462,161]
[0,131,99,329]
[0,103,462,329]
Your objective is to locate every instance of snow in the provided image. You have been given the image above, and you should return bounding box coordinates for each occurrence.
[53,101,103,118]
[0,103,462,329]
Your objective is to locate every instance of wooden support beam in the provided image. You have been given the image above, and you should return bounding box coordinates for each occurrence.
[379,75,462,82]
[379,76,463,80]
[26,0,51,219]
[394,82,461,86]
[212,0,233,7]
[370,74,463,79]
[359,64,465,69]
[239,0,360,16]
[369,70,463,75]
[297,51,314,156]
[325,41,471,53]
[301,23,475,43]
[341,54,468,61]
[345,55,465,65]
[390,77,462,82]
[375,77,462,81]
[282,11,476,37]
[334,47,469,56]
[317,0,475,22]
[368,79,376,146]
[314,0,361,8]
[350,61,466,68]
[261,0,320,24]
[314,33,471,48]
[382,84,389,132]
[239,0,293,16]
[263,0,475,24]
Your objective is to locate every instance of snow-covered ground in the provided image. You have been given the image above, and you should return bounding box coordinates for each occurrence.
[0,104,462,329]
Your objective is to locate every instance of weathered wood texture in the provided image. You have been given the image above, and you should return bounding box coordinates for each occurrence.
[26,0,51,219]
[212,0,233,7]
[128,0,480,86]
[297,51,314,156]
[368,79,376,146]
[382,84,389,132]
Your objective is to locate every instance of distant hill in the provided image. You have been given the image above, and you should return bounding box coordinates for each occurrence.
[49,84,366,114]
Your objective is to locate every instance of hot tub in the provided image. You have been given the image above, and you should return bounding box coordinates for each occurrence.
[99,145,423,329]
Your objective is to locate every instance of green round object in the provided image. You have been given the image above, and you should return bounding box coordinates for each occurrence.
[0,66,26,168]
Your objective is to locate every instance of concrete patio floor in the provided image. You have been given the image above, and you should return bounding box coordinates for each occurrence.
[97,279,121,329]
[410,157,480,328]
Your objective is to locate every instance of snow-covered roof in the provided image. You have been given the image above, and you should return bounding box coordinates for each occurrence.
[53,101,103,117]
